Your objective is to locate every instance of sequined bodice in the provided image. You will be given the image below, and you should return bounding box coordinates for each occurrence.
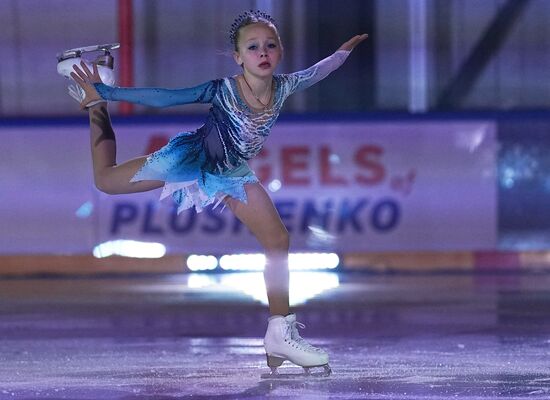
[210,76,281,161]
[95,50,350,172]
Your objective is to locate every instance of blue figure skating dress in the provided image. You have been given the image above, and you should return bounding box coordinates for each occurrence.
[94,50,350,213]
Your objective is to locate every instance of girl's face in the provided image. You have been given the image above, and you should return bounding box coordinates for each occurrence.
[234,23,282,78]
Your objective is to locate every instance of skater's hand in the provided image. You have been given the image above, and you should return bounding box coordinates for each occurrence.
[70,61,103,109]
[338,34,368,52]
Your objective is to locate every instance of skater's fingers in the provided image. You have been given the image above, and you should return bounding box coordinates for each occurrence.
[80,61,93,78]
[70,71,86,86]
[72,65,88,82]
[92,63,101,79]
[337,33,368,51]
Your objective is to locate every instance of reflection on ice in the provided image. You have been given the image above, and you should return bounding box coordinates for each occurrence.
[188,271,339,306]
[187,273,216,289]
[2,274,550,399]
[188,338,264,356]
[215,252,340,271]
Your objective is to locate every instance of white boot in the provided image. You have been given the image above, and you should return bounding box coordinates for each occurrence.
[263,314,331,376]
[285,313,326,353]
[57,53,115,107]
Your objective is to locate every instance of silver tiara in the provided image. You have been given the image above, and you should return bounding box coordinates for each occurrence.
[229,10,276,45]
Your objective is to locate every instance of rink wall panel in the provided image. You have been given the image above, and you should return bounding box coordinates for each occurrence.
[0,115,498,256]
[3,112,550,275]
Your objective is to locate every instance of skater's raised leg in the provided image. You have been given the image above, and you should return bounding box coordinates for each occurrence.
[87,103,163,194]
[66,60,163,195]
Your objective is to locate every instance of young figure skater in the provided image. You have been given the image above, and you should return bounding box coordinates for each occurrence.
[65,10,367,375]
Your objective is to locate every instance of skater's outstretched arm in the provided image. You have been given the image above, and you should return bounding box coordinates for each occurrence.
[338,33,369,51]
[71,61,218,108]
[93,81,218,108]
[281,33,368,97]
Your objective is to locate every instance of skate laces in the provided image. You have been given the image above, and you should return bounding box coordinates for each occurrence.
[287,320,324,353]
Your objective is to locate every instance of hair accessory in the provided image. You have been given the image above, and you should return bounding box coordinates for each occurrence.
[229,10,276,46]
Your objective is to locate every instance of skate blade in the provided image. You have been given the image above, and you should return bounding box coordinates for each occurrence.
[261,365,332,380]
[57,43,120,62]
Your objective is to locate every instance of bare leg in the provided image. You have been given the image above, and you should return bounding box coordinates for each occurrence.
[225,183,290,316]
[88,103,164,194]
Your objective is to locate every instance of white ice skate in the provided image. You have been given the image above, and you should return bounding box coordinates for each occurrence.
[262,314,331,378]
[56,43,119,107]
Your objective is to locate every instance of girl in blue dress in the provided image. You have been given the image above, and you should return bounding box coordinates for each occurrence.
[70,10,367,375]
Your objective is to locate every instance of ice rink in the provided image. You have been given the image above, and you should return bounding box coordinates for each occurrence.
[1,271,550,399]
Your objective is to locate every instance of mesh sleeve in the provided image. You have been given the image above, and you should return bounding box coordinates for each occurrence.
[278,50,351,99]
[94,79,219,108]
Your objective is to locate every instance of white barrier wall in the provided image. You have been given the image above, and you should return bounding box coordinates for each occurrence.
[0,119,497,254]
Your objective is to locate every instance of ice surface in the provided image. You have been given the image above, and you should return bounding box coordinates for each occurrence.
[1,273,550,399]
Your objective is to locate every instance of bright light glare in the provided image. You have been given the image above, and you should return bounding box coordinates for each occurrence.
[93,240,166,258]
[187,273,217,289]
[217,252,339,271]
[125,270,340,307]
[329,153,341,164]
[219,254,266,271]
[267,179,282,192]
[187,255,218,271]
[289,253,339,270]
[290,271,339,305]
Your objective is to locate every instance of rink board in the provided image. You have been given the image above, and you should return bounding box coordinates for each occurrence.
[0,119,497,254]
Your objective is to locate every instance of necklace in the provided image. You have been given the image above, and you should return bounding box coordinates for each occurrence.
[241,74,272,110]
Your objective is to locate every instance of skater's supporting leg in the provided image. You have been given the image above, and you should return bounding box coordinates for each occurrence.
[88,103,164,194]
[224,183,290,317]
[225,183,330,373]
